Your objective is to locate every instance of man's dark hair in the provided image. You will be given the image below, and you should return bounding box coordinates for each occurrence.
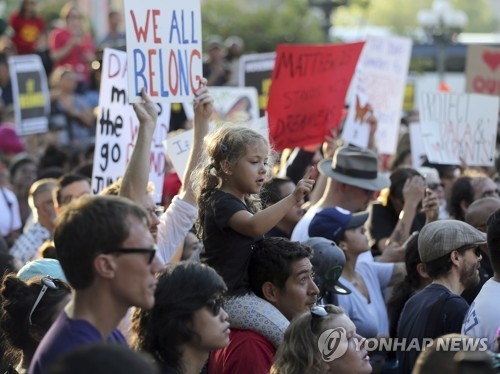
[248,237,312,298]
[48,343,159,374]
[54,195,149,289]
[448,176,473,221]
[424,253,453,279]
[54,173,90,206]
[487,209,500,274]
[261,177,292,205]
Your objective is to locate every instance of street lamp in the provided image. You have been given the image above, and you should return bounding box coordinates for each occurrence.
[308,0,349,43]
[417,0,468,84]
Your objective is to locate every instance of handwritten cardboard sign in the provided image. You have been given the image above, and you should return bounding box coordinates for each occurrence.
[123,0,202,103]
[8,55,50,135]
[267,43,364,151]
[91,48,170,202]
[341,36,412,154]
[465,44,500,96]
[419,91,499,166]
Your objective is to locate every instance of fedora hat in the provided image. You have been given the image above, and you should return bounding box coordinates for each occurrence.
[318,145,390,191]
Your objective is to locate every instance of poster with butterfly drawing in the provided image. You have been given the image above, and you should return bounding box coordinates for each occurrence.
[208,87,259,125]
[341,75,372,149]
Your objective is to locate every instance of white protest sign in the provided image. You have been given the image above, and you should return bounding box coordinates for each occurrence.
[209,87,260,125]
[123,0,203,104]
[8,54,50,135]
[342,35,412,154]
[419,91,499,166]
[409,122,427,167]
[341,77,371,148]
[165,129,192,181]
[91,48,170,202]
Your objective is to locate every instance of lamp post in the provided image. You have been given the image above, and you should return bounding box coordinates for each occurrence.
[417,0,468,84]
[308,0,349,43]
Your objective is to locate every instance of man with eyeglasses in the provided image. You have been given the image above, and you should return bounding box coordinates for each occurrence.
[397,220,486,374]
[209,237,320,374]
[462,208,500,352]
[29,195,164,374]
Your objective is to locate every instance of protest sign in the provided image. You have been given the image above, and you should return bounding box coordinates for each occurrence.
[409,123,427,167]
[123,0,202,103]
[341,36,412,153]
[419,91,499,166]
[8,54,50,135]
[91,48,170,202]
[239,52,276,117]
[465,44,500,96]
[209,87,259,125]
[267,43,363,151]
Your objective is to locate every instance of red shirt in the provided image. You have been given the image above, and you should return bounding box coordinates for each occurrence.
[9,12,45,55]
[48,27,95,85]
[208,329,275,374]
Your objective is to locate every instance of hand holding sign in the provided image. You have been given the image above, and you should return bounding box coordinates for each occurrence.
[132,88,159,130]
[193,78,214,121]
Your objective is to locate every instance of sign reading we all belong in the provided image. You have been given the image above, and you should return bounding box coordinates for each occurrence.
[123,0,203,104]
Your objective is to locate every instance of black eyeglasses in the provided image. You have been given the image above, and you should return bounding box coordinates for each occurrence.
[104,247,157,264]
[29,276,59,325]
[206,296,224,317]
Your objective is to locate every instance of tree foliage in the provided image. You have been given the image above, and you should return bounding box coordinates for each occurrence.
[201,0,325,52]
[335,0,497,35]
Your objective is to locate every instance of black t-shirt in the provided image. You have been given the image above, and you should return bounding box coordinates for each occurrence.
[202,191,261,295]
[397,284,470,374]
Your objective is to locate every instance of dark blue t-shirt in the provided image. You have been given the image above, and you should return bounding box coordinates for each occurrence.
[29,311,127,374]
[397,284,469,374]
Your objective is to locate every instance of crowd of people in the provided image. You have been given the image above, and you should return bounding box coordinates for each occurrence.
[1,2,500,374]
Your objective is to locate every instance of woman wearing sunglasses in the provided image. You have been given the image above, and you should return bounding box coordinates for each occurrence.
[132,262,230,374]
[0,274,71,374]
[271,305,371,374]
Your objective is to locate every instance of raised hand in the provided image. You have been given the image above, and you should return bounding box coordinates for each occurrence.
[132,88,158,131]
[193,78,213,123]
[292,168,316,202]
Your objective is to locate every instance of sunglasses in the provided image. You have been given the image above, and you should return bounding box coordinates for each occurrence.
[29,276,59,325]
[427,182,444,190]
[310,305,328,333]
[104,247,157,264]
[206,296,224,317]
[456,245,482,258]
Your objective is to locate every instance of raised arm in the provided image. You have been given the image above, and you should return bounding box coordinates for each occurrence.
[178,79,213,205]
[119,89,158,202]
[228,170,315,237]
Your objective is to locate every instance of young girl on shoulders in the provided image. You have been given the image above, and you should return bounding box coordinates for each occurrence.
[194,124,314,346]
